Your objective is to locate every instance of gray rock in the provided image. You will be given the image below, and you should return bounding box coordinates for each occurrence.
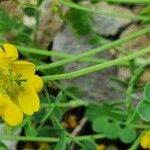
[36,0,64,48]
[52,27,124,101]
[81,2,133,36]
[0,124,21,150]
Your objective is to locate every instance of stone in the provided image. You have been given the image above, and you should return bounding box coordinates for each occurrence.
[81,2,133,36]
[36,0,64,48]
[0,124,21,150]
[118,24,150,84]
[52,27,124,101]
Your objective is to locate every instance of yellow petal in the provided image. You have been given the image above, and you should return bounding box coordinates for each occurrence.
[0,47,5,57]
[27,75,43,92]
[0,94,10,116]
[12,61,35,79]
[0,94,9,107]
[18,87,40,115]
[140,135,149,149]
[3,43,18,60]
[2,102,23,126]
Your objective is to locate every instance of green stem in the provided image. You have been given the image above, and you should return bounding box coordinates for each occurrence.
[103,0,150,4]
[42,47,150,81]
[14,44,108,64]
[36,27,150,70]
[41,100,125,108]
[41,100,88,108]
[0,134,105,143]
[126,67,144,111]
[60,0,149,20]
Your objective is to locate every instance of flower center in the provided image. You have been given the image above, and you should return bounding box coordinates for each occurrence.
[0,63,24,97]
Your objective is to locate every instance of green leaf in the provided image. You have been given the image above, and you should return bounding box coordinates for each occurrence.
[0,9,10,21]
[65,86,82,98]
[34,107,47,123]
[119,127,137,143]
[86,103,125,123]
[137,100,150,121]
[54,131,67,150]
[85,104,111,121]
[37,0,44,6]
[0,143,8,150]
[67,9,92,36]
[140,6,150,24]
[103,122,120,139]
[90,0,100,4]
[144,82,150,101]
[92,116,109,133]
[0,22,12,31]
[23,6,37,16]
[25,117,37,137]
[80,140,96,150]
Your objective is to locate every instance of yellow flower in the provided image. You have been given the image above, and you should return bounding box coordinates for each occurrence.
[0,43,43,126]
[140,131,150,149]
[96,144,106,150]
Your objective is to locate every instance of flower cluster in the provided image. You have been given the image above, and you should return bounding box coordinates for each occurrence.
[140,131,150,149]
[0,43,43,126]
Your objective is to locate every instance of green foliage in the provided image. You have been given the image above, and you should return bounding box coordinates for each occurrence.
[86,103,127,122]
[23,6,37,17]
[137,100,150,121]
[66,8,104,45]
[0,8,33,45]
[0,143,8,150]
[54,131,67,150]
[91,110,137,142]
[140,6,150,24]
[67,9,92,36]
[103,122,120,139]
[80,140,96,150]
[144,82,150,101]
[119,127,137,143]
[24,117,37,137]
[92,116,109,133]
[0,0,150,150]
[137,82,150,121]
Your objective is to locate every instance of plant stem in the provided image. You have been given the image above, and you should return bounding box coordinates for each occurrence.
[0,134,105,143]
[126,67,144,111]
[13,44,108,64]
[36,27,150,70]
[42,47,150,81]
[60,0,150,20]
[41,100,88,108]
[104,0,150,4]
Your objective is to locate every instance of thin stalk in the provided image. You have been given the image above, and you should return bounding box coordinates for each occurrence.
[60,0,150,20]
[14,44,108,64]
[36,27,150,70]
[126,67,144,111]
[104,0,150,4]
[0,134,105,143]
[41,100,88,108]
[42,47,150,81]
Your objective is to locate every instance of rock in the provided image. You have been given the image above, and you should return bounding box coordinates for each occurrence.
[121,24,150,51]
[81,2,133,36]
[118,24,150,84]
[0,124,21,150]
[52,27,124,101]
[0,0,64,48]
[0,1,22,17]
[36,0,64,48]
